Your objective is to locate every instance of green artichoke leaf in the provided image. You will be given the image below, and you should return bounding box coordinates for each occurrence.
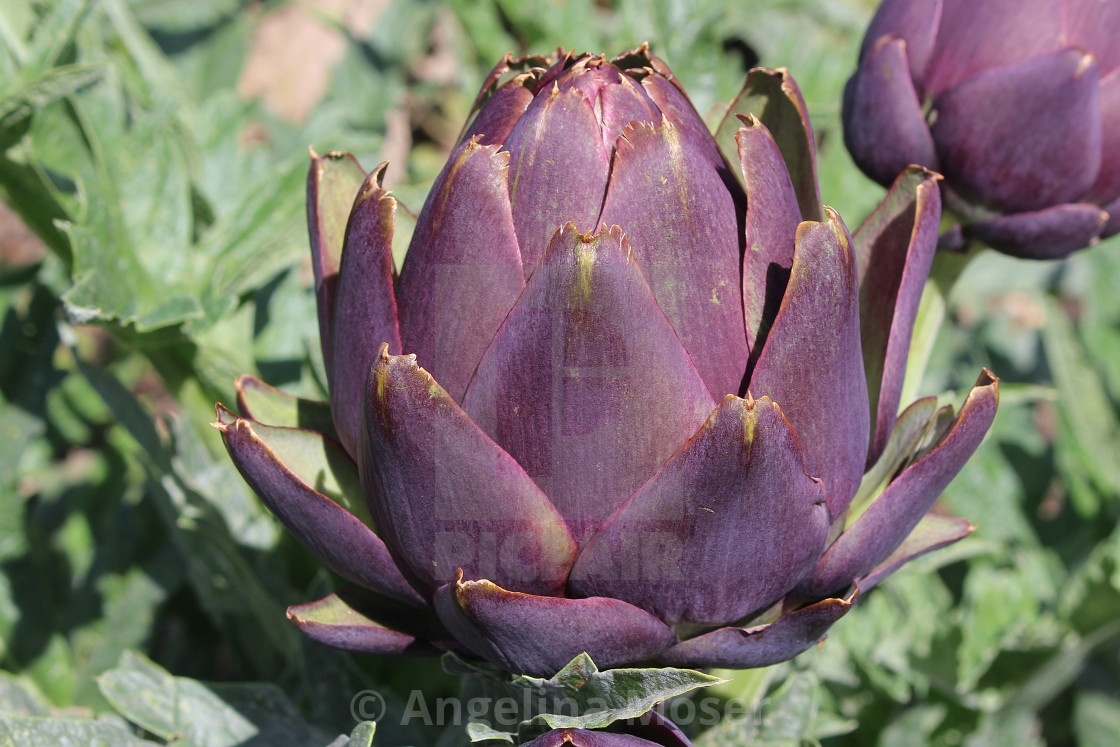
[446,651,724,739]
[514,653,724,731]
[329,721,378,747]
[98,651,330,745]
[466,720,517,743]
[0,63,103,135]
[0,713,159,746]
[693,670,853,746]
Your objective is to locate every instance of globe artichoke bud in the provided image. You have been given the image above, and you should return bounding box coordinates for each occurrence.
[843,0,1120,259]
[525,725,689,747]
[215,46,997,677]
[526,712,693,747]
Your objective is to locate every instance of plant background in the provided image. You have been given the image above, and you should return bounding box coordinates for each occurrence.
[2,0,1120,744]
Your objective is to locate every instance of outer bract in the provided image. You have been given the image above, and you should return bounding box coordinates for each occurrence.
[215,46,998,677]
[844,0,1120,258]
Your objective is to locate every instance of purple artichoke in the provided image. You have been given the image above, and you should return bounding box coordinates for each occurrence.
[524,726,687,747]
[843,0,1120,259]
[525,733,670,747]
[215,47,998,677]
[525,712,693,747]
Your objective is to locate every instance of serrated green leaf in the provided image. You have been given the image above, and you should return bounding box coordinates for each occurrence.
[0,1,34,67]
[466,721,515,743]
[958,564,1046,691]
[22,0,90,75]
[514,653,724,731]
[0,713,159,746]
[59,68,208,330]
[340,721,377,747]
[199,153,308,304]
[0,673,49,717]
[71,563,174,706]
[0,63,103,131]
[102,0,194,112]
[97,651,212,741]
[97,650,329,746]
[754,672,820,741]
[695,671,844,747]
[1060,528,1120,636]
[207,682,332,745]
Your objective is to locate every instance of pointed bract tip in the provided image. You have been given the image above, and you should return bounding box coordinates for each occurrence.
[923,168,943,183]
[553,221,577,240]
[845,585,860,604]
[361,162,391,195]
[212,402,237,430]
[750,392,777,410]
[819,207,854,246]
[373,346,441,397]
[735,112,762,129]
[977,368,1000,404]
[451,568,471,609]
[285,604,311,623]
[900,164,943,183]
[625,41,652,58]
[610,41,653,69]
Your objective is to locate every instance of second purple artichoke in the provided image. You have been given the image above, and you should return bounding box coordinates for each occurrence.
[844,0,1120,258]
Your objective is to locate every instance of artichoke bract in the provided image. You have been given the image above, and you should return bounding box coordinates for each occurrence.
[215,46,998,677]
[843,0,1120,258]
